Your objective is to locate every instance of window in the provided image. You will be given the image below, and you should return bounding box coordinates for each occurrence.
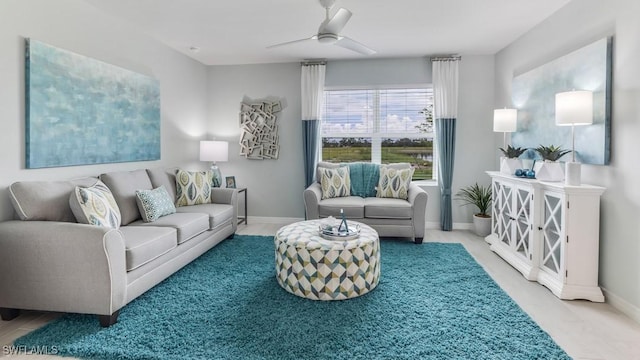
[321,87,435,180]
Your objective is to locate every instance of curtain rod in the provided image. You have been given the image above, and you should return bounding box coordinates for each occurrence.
[430,56,462,62]
[301,59,327,66]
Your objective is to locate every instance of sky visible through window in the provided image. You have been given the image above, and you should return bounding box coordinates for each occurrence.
[321,88,434,180]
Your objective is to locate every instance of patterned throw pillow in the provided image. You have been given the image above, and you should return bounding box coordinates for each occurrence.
[135,186,176,222]
[175,169,213,207]
[319,166,351,200]
[69,180,121,229]
[376,166,415,200]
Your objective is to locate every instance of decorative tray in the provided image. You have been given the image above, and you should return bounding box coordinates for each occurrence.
[318,224,361,241]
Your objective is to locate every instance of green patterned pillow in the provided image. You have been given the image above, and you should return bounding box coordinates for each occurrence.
[135,186,176,222]
[175,169,213,207]
[319,166,351,200]
[376,166,415,200]
[69,180,121,229]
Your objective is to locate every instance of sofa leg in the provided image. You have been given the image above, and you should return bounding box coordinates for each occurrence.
[0,307,20,321]
[98,310,119,327]
[226,233,235,240]
[414,237,423,244]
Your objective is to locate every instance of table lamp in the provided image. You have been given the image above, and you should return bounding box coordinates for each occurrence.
[555,90,593,185]
[199,140,228,187]
[493,108,517,149]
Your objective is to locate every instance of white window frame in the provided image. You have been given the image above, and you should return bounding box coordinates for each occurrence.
[320,85,437,182]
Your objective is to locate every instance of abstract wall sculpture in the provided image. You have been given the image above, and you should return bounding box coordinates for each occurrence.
[25,39,160,168]
[238,100,282,160]
[511,36,612,165]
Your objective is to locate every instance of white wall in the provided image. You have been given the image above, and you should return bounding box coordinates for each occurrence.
[494,0,640,319]
[207,56,496,225]
[207,63,304,219]
[0,0,209,221]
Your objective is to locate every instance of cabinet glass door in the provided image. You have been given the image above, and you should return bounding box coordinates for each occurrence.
[494,181,513,247]
[514,187,533,261]
[541,192,564,275]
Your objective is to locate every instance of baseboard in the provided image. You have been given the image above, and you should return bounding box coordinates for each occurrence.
[426,221,474,230]
[248,218,474,231]
[602,287,640,324]
[246,216,304,224]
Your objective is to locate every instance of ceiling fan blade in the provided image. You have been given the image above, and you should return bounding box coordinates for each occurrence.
[267,36,317,49]
[320,8,352,34]
[335,36,376,55]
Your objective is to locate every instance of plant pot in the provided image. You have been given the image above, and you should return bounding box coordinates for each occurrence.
[533,161,564,182]
[500,157,522,175]
[473,214,491,237]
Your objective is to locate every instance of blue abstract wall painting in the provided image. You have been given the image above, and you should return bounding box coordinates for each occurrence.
[511,37,612,165]
[25,39,160,168]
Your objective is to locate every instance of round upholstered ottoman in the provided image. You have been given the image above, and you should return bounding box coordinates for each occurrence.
[274,219,380,300]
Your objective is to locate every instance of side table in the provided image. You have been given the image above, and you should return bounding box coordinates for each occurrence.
[237,187,247,225]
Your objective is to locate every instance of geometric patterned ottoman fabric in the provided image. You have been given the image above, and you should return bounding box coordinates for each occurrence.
[274,220,380,300]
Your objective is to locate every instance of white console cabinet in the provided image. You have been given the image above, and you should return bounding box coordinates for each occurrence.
[485,171,605,302]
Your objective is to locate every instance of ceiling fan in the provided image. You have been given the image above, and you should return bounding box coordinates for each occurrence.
[267,0,376,55]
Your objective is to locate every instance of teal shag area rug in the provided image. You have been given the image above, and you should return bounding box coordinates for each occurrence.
[15,235,569,360]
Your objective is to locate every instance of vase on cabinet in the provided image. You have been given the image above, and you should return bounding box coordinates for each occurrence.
[499,157,522,176]
[533,160,564,182]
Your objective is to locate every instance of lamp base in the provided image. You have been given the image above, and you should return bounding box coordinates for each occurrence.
[565,162,581,186]
[211,165,222,188]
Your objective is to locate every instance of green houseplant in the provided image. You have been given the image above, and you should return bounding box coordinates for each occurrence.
[455,183,492,237]
[498,145,527,175]
[533,145,571,181]
[535,145,571,161]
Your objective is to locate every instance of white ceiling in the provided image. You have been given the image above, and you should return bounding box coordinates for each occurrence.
[83,0,570,66]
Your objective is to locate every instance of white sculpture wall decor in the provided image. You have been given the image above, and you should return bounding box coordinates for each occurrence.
[239,100,282,160]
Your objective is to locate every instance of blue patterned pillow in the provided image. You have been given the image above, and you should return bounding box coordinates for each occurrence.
[135,186,176,222]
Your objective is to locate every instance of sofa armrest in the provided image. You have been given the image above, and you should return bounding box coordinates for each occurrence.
[0,221,127,316]
[211,187,236,205]
[303,182,322,219]
[408,183,428,238]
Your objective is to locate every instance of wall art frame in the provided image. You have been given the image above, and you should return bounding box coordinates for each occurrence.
[25,39,161,168]
[511,36,612,165]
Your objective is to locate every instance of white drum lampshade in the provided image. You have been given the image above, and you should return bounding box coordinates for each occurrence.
[555,90,593,185]
[199,140,229,187]
[493,108,517,133]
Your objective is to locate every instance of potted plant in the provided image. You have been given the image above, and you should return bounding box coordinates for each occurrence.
[533,145,571,181]
[455,183,492,237]
[498,145,527,175]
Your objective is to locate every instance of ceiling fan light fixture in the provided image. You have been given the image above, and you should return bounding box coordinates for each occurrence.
[317,33,338,44]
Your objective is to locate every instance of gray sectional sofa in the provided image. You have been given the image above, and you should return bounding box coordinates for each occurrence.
[304,162,428,243]
[0,168,237,327]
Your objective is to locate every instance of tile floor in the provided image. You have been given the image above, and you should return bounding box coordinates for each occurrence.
[1,222,640,359]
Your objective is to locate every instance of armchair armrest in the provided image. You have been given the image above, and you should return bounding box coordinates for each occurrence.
[0,221,127,316]
[408,183,428,238]
[303,182,322,219]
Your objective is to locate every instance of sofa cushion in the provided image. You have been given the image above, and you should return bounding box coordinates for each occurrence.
[9,177,98,222]
[318,196,365,219]
[175,169,213,207]
[319,166,351,199]
[364,197,413,219]
[146,167,178,202]
[176,203,234,230]
[119,226,177,271]
[135,186,177,222]
[69,180,122,229]
[316,161,342,183]
[129,212,208,244]
[377,166,415,200]
[100,169,153,225]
